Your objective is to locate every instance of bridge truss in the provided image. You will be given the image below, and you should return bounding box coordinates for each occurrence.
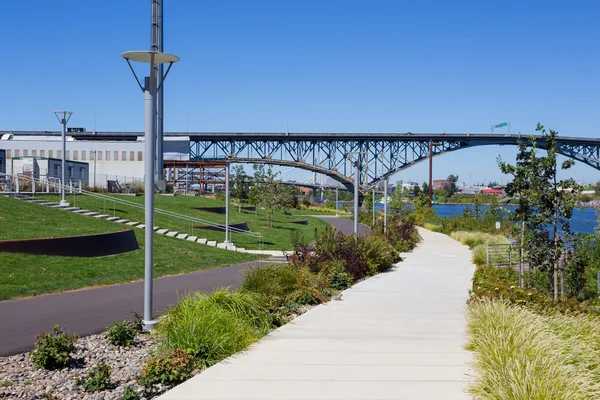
[189,133,600,192]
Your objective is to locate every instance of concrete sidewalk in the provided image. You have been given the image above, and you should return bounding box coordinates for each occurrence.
[159,228,475,400]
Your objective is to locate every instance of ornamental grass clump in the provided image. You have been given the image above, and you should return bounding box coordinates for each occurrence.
[467,299,600,399]
[155,290,268,368]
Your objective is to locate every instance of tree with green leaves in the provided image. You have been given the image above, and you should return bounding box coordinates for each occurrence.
[278,184,298,217]
[446,174,459,197]
[499,123,581,298]
[231,165,247,212]
[252,164,280,228]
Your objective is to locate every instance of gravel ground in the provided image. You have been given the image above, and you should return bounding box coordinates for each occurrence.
[0,305,317,400]
[0,332,179,400]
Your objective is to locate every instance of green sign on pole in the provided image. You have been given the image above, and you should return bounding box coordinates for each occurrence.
[498,122,507,127]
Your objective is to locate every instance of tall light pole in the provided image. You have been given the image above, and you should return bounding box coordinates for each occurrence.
[93,150,97,188]
[354,160,360,236]
[54,111,73,206]
[428,141,441,205]
[383,179,388,233]
[122,50,179,331]
[372,187,376,226]
[224,157,231,244]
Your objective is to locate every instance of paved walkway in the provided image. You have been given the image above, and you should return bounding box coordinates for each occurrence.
[0,217,369,356]
[159,228,475,400]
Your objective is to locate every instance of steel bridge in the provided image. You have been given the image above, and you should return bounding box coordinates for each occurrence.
[188,132,600,192]
[3,131,599,194]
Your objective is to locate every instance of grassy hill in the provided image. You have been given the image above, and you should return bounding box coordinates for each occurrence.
[0,197,262,300]
[37,193,331,250]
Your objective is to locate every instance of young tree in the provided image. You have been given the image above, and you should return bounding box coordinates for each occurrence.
[252,164,280,228]
[499,124,581,298]
[231,165,247,212]
[278,184,298,217]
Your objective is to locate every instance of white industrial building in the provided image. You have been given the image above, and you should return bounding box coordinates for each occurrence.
[0,132,190,188]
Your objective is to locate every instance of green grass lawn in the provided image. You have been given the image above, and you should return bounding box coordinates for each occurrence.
[0,197,263,300]
[36,193,331,250]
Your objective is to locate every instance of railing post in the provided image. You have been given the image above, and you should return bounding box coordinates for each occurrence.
[16,176,20,194]
[32,178,36,196]
[46,178,50,193]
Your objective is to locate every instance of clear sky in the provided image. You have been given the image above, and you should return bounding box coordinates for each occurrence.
[0,0,598,185]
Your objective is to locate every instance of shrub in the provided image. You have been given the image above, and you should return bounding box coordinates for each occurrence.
[138,348,195,390]
[106,320,137,347]
[360,234,400,274]
[383,215,422,251]
[75,363,112,392]
[155,291,263,368]
[313,227,369,281]
[121,385,141,400]
[320,260,354,291]
[30,325,78,370]
[470,266,595,315]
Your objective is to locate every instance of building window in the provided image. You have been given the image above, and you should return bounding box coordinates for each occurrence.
[97,151,103,161]
[129,151,134,161]
[114,151,119,161]
[40,150,45,157]
[49,150,53,158]
[105,151,110,161]
[122,151,127,161]
[57,150,61,159]
[66,151,70,160]
[23,150,28,156]
[32,149,37,157]
[15,149,20,157]
[138,151,143,161]
[73,151,78,160]
[6,150,11,159]
[82,151,86,161]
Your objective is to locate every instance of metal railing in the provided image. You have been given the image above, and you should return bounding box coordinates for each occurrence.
[486,243,518,268]
[0,172,264,249]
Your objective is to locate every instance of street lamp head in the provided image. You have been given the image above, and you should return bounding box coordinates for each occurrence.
[121,51,179,65]
[54,110,73,124]
[122,51,179,93]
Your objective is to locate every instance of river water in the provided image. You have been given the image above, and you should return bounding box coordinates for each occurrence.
[363,203,598,235]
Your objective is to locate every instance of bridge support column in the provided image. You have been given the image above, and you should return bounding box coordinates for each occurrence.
[384,179,388,233]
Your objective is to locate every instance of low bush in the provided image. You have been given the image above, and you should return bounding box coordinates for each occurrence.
[121,385,141,400]
[138,348,195,390]
[319,260,354,291]
[378,215,422,252]
[30,325,78,370]
[106,320,137,347]
[75,363,112,392]
[360,234,401,274]
[470,266,596,315]
[155,290,265,368]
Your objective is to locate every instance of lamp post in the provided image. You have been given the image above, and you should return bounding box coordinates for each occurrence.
[93,150,97,188]
[122,50,179,330]
[383,179,388,233]
[335,187,339,217]
[428,141,441,205]
[224,157,231,244]
[354,160,360,236]
[54,111,73,206]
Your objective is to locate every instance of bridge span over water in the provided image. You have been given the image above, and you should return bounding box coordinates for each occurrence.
[3,131,599,193]
[186,132,600,191]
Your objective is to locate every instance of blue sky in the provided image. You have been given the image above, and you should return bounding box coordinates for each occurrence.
[0,0,598,185]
